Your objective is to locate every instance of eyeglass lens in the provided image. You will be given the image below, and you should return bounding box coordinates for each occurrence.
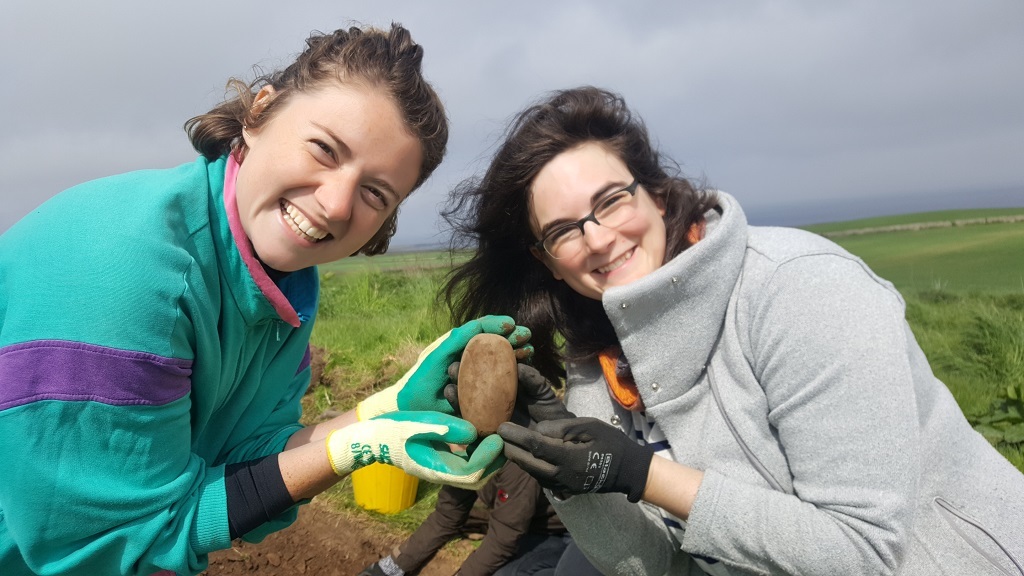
[544,187,637,258]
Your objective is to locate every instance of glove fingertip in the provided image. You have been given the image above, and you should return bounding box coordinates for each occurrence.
[477,314,516,335]
[496,422,535,448]
[496,421,520,437]
[513,344,535,361]
[443,383,460,413]
[441,419,478,444]
[482,453,507,479]
[475,433,505,455]
[510,325,532,341]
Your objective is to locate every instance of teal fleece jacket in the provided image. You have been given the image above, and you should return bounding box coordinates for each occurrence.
[0,156,318,575]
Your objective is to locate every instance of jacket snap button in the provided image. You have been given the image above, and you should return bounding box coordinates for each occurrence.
[620,302,628,309]
[671,277,679,283]
[610,415,621,425]
[652,382,660,391]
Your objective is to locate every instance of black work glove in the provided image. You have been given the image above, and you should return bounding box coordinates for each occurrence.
[445,363,574,427]
[512,364,574,424]
[443,362,462,413]
[498,417,654,503]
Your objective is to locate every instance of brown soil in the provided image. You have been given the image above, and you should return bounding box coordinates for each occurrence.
[203,499,470,576]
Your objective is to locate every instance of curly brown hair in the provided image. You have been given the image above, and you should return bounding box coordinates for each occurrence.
[184,23,448,256]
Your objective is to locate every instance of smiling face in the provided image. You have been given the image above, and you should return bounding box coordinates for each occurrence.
[234,82,423,272]
[529,142,667,300]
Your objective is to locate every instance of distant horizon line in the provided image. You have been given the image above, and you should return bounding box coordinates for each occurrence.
[389,187,1024,251]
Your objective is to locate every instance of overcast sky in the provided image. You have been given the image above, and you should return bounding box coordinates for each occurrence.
[2,0,1022,247]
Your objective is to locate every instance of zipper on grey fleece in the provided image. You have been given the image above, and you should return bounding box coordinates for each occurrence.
[706,362,789,494]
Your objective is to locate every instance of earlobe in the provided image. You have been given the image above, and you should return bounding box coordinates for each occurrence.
[241,86,276,151]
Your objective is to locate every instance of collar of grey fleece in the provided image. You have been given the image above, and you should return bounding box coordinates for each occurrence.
[601,191,747,405]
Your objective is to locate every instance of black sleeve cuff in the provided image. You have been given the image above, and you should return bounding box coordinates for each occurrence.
[624,445,654,503]
[225,454,295,539]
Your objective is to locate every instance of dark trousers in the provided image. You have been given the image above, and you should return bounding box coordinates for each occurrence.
[494,533,603,576]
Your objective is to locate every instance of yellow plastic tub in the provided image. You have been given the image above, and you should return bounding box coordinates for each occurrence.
[351,462,420,514]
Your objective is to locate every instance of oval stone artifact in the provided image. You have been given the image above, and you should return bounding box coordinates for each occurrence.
[458,333,518,435]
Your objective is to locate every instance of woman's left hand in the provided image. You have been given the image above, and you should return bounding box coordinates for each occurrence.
[356,315,532,420]
[498,417,654,502]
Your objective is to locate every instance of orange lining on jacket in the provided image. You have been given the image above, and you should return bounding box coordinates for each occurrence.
[599,349,643,411]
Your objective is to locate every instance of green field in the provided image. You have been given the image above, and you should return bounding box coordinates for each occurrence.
[827,222,1024,293]
[319,250,465,275]
[801,207,1024,235]
[307,208,1024,532]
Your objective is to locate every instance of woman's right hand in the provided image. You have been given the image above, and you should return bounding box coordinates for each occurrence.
[498,417,654,503]
[326,411,505,490]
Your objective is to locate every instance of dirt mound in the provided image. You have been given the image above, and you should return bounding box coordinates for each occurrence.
[203,500,466,575]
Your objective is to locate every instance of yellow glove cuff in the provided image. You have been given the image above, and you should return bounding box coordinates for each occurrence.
[355,386,399,421]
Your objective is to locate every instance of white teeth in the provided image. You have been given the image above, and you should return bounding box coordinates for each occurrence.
[597,248,634,274]
[281,202,328,242]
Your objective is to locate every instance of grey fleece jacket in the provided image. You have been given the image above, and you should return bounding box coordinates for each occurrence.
[550,192,1024,576]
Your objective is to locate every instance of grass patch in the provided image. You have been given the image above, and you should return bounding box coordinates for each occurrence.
[910,291,1024,469]
[308,268,449,410]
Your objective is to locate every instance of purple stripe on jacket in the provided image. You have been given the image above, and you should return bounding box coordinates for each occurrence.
[297,346,311,375]
[0,340,192,410]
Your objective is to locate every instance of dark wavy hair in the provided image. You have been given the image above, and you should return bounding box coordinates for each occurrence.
[441,87,717,381]
[184,23,448,256]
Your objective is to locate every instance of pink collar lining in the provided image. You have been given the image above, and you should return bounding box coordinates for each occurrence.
[223,153,301,327]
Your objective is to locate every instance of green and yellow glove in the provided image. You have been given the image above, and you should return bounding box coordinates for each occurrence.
[356,315,532,420]
[326,411,506,490]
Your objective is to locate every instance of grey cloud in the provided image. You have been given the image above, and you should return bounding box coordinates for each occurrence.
[1,0,1021,244]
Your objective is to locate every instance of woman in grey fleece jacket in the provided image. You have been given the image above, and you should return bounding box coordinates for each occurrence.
[440,86,1024,575]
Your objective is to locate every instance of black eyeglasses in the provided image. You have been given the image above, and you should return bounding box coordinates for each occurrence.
[533,179,639,259]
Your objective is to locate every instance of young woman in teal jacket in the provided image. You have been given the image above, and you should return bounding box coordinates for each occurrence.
[441,87,1024,575]
[0,24,519,576]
